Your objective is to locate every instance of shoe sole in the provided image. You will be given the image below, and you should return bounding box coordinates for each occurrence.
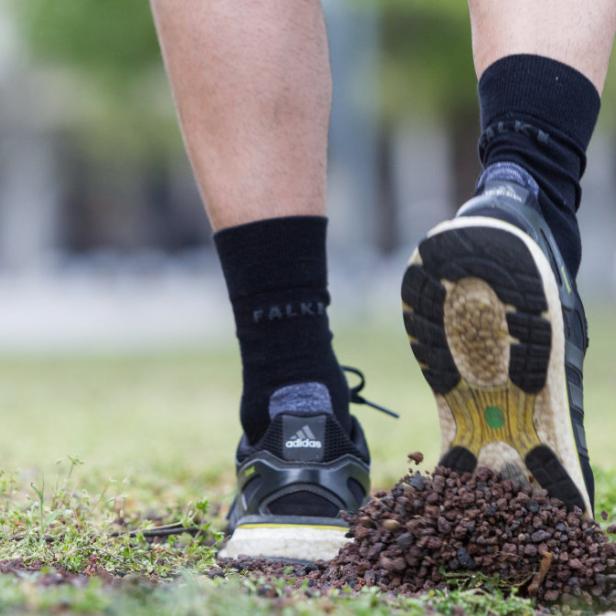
[401,216,590,513]
[218,521,349,561]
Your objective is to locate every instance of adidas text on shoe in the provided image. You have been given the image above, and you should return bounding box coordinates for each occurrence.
[285,425,322,449]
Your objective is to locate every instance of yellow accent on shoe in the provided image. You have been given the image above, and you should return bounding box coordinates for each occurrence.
[445,380,541,458]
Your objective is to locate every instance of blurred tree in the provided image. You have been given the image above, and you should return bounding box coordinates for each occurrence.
[13,1,158,80]
[7,0,211,252]
[374,0,481,212]
[10,0,177,159]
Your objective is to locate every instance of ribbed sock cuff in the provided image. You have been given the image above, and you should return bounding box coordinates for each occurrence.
[479,54,601,150]
[214,216,328,301]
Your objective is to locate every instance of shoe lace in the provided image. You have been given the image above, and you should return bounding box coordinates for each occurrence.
[342,365,400,419]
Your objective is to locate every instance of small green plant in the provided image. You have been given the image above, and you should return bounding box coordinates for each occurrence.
[0,457,223,579]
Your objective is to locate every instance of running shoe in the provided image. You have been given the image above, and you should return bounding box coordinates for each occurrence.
[219,368,396,560]
[401,162,593,514]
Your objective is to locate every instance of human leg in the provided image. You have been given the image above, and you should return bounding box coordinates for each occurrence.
[150,0,370,559]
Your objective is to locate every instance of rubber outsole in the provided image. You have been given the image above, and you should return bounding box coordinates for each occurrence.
[401,217,590,512]
[218,523,349,561]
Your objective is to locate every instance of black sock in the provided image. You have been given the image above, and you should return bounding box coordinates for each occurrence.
[214,216,350,444]
[478,54,601,277]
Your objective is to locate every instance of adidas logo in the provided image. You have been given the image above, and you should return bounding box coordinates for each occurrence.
[285,425,322,449]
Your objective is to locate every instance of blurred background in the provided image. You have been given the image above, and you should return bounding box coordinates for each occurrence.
[0,0,613,484]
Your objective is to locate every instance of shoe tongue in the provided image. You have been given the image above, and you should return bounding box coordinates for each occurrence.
[477,162,540,198]
[268,382,333,420]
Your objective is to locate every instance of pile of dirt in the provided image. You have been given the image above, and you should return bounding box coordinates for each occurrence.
[222,455,616,607]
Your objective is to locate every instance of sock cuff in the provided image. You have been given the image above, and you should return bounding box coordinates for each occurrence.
[478,54,601,150]
[214,216,328,301]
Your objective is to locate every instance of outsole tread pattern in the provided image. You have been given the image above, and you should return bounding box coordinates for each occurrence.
[526,445,585,509]
[404,227,551,395]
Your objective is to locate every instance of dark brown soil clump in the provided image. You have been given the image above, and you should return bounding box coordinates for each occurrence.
[222,461,616,608]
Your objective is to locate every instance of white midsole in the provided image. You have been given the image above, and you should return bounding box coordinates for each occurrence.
[411,216,590,513]
[218,524,350,561]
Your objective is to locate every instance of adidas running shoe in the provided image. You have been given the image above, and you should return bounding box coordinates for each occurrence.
[401,162,593,514]
[219,369,394,561]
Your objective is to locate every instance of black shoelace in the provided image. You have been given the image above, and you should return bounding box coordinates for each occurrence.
[342,365,400,419]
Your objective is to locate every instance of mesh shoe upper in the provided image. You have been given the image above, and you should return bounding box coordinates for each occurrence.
[227,381,371,531]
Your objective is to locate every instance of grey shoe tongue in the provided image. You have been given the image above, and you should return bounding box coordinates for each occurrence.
[268,382,333,419]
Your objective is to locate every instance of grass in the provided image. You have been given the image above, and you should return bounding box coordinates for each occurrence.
[0,306,613,614]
